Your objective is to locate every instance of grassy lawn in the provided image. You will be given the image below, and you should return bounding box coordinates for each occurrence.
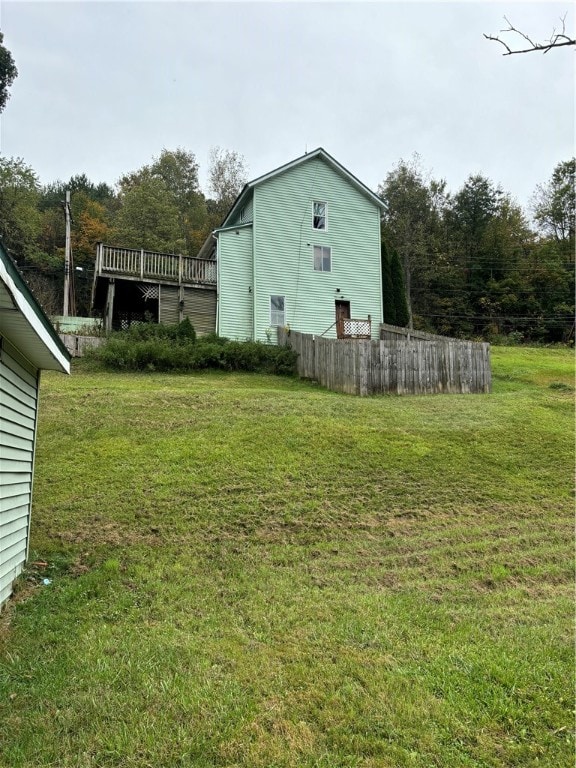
[0,346,573,767]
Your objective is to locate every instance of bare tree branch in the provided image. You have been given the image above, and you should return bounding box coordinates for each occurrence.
[484,14,575,55]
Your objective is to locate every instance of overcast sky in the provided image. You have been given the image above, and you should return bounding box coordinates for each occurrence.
[0,1,573,211]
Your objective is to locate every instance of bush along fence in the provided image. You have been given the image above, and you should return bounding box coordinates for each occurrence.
[278,326,491,396]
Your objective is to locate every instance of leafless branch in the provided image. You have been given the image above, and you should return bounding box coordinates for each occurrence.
[484,14,575,55]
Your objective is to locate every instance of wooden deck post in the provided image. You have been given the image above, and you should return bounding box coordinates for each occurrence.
[105,279,115,332]
[178,285,184,323]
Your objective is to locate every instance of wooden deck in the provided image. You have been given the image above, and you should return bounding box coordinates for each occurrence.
[95,244,217,286]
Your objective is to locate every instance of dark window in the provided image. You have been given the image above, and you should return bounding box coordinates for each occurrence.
[270,295,285,326]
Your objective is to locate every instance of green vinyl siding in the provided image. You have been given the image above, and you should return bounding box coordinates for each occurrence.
[0,339,38,607]
[227,192,254,227]
[252,156,382,342]
[218,226,253,340]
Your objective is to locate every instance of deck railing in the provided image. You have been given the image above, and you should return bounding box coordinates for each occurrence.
[95,244,217,285]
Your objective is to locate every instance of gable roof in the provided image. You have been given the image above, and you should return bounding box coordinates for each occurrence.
[0,241,71,373]
[224,147,384,227]
[196,148,384,259]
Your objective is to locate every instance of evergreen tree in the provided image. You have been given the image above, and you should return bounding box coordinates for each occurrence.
[381,240,396,325]
[390,249,410,327]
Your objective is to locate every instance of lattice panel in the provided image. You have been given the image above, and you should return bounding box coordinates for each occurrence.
[139,284,159,300]
[343,319,371,338]
[118,312,148,330]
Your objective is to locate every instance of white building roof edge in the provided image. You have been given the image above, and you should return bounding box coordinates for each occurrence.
[0,257,70,374]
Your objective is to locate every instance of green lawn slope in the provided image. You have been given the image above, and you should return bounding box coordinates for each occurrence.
[0,346,573,767]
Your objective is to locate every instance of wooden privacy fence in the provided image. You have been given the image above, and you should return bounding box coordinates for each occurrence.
[278,328,491,396]
[60,334,104,357]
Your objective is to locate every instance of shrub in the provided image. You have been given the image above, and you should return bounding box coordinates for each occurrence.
[113,319,195,344]
[200,332,229,346]
[176,317,196,342]
[85,322,298,376]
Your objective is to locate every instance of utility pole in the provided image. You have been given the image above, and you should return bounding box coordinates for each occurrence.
[63,190,72,316]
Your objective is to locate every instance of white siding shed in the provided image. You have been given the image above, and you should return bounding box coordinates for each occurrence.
[0,242,70,608]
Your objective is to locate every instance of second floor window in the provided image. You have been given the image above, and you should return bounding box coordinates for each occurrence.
[314,245,331,272]
[313,201,326,230]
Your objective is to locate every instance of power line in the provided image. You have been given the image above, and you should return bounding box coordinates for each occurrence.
[415,263,574,272]
[420,312,574,321]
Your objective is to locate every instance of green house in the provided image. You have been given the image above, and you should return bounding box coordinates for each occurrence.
[0,242,70,607]
[198,148,385,342]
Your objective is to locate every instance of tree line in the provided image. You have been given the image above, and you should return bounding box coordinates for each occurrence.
[0,147,247,316]
[0,148,573,343]
[379,155,574,343]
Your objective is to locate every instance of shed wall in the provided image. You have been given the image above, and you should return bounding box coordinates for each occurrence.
[160,285,216,334]
[184,288,216,336]
[0,338,38,607]
[159,285,179,325]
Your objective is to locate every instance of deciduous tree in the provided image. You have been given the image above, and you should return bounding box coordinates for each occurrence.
[0,157,42,263]
[207,147,248,223]
[118,148,207,255]
[378,155,443,327]
[0,32,17,113]
[113,177,184,254]
[485,15,575,55]
[531,158,575,247]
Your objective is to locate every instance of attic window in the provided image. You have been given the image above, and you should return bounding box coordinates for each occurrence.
[313,201,326,230]
[240,207,246,222]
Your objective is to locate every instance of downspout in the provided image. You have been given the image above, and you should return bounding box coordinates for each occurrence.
[377,209,384,339]
[214,233,220,335]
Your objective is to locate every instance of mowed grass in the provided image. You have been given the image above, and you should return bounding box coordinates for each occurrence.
[0,346,573,767]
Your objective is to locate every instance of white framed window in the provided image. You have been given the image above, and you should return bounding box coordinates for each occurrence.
[313,245,331,272]
[313,201,327,230]
[270,295,285,326]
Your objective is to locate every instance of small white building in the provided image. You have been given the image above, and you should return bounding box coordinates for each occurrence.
[0,242,70,608]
